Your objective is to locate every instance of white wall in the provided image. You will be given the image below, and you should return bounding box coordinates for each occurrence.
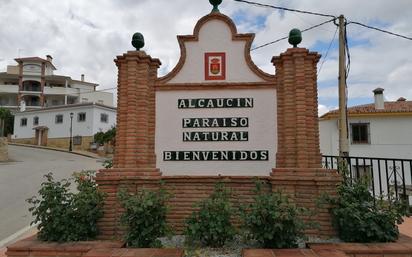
[13,105,116,139]
[320,116,412,159]
[168,19,266,84]
[80,91,114,106]
[156,88,277,176]
[319,119,339,156]
[71,82,95,90]
[91,107,116,134]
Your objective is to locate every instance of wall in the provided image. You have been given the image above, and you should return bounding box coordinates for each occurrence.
[44,95,65,106]
[168,19,265,84]
[97,175,337,239]
[13,105,116,139]
[319,119,339,156]
[6,65,19,74]
[13,107,94,139]
[71,82,96,91]
[47,136,93,150]
[81,91,114,106]
[320,115,412,159]
[92,107,116,134]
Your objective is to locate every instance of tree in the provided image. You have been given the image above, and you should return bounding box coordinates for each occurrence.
[93,126,116,145]
[0,107,14,137]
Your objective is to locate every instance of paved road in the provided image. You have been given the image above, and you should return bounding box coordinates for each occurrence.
[0,145,103,245]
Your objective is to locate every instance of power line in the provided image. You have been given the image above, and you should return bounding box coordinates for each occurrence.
[318,25,338,75]
[233,0,412,42]
[348,21,412,41]
[251,18,336,51]
[232,0,335,18]
[251,36,288,51]
[344,22,351,79]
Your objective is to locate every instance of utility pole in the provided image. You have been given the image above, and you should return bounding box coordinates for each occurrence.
[338,14,349,158]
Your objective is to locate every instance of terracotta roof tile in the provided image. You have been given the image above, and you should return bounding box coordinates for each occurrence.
[321,100,412,119]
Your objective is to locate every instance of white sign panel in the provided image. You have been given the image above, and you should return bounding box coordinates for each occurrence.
[155,89,277,176]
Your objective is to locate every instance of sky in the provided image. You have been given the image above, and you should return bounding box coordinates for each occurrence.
[0,0,411,116]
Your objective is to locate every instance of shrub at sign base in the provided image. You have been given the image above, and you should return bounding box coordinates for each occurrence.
[185,182,236,247]
[240,181,308,248]
[27,171,104,242]
[327,172,406,243]
[117,186,171,248]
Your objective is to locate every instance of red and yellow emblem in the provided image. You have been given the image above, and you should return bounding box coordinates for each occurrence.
[210,58,221,74]
[205,52,226,80]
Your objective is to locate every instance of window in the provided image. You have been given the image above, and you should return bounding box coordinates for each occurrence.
[33,116,39,126]
[20,118,27,127]
[351,123,370,144]
[78,112,86,122]
[55,114,63,124]
[100,113,108,123]
[73,135,82,145]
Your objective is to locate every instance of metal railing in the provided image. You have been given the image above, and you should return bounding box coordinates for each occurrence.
[322,155,412,204]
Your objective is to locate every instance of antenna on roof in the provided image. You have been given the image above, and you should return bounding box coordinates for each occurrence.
[18,49,24,58]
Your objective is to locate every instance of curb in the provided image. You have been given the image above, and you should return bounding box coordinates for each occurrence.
[8,143,101,159]
[0,226,37,249]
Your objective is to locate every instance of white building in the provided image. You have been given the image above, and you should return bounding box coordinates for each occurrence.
[319,88,412,159]
[0,55,113,111]
[12,102,116,151]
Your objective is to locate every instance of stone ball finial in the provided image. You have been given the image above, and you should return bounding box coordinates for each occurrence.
[209,0,223,13]
[288,28,302,48]
[132,32,145,51]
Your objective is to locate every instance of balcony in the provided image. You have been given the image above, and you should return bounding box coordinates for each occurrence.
[21,81,41,94]
[44,86,78,95]
[0,84,19,93]
[21,95,41,108]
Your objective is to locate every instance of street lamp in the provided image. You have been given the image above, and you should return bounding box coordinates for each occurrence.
[69,112,73,152]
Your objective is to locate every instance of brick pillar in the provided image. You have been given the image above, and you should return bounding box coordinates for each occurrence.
[270,48,341,238]
[96,51,161,239]
[103,51,161,176]
[272,48,322,169]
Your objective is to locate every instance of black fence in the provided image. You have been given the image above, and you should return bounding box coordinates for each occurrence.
[322,155,412,204]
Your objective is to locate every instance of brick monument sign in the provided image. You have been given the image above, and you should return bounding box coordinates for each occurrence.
[96,4,341,239]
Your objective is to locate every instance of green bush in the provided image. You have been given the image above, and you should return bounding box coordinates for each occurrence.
[118,185,171,247]
[185,182,236,247]
[94,126,116,145]
[240,181,307,248]
[103,159,113,168]
[27,171,104,242]
[328,175,406,242]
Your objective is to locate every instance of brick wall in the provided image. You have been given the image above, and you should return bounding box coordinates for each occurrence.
[96,174,339,240]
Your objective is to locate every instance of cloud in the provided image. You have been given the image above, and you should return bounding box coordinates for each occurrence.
[0,0,411,109]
